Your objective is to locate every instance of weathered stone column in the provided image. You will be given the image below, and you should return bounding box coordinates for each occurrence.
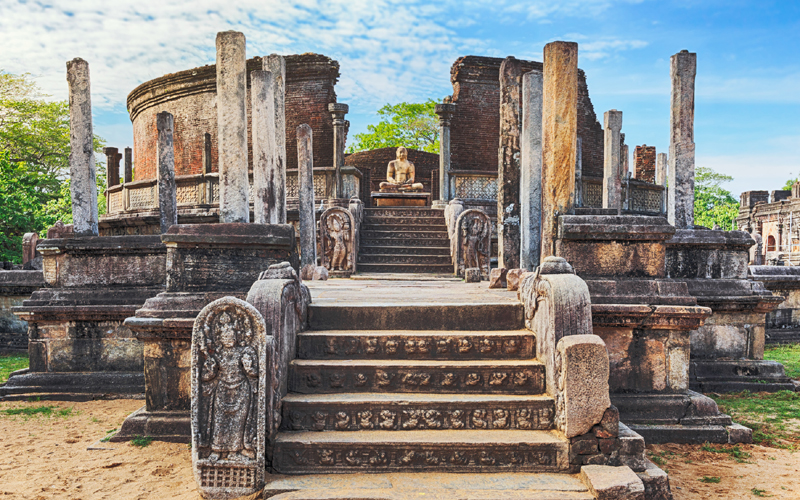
[251,70,280,224]
[498,56,523,269]
[103,147,119,189]
[540,42,578,261]
[433,102,456,209]
[329,103,349,200]
[66,58,99,236]
[575,137,583,208]
[265,54,287,223]
[157,111,177,234]
[216,31,249,223]
[656,152,668,214]
[297,124,316,269]
[668,50,697,229]
[520,70,543,271]
[602,110,623,214]
[124,147,132,183]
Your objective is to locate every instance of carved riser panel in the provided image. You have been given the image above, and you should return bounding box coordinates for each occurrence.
[358,255,451,265]
[361,231,449,240]
[298,333,534,360]
[359,246,450,255]
[356,264,454,273]
[361,238,450,248]
[362,224,448,233]
[273,443,564,474]
[364,217,446,226]
[281,402,554,431]
[289,365,546,394]
[365,209,441,217]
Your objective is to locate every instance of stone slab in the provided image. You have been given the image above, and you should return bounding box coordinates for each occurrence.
[625,424,729,444]
[558,335,611,438]
[372,192,431,207]
[580,465,644,500]
[0,371,144,396]
[636,459,673,500]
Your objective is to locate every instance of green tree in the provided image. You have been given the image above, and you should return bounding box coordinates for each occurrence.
[347,99,440,154]
[694,165,739,230]
[782,174,798,191]
[0,151,52,261]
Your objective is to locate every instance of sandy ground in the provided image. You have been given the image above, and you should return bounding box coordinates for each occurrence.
[0,398,798,499]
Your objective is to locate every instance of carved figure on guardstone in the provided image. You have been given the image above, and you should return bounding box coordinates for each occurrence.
[192,296,269,499]
[455,209,491,279]
[319,207,356,276]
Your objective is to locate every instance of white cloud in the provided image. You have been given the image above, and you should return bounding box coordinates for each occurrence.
[700,153,800,197]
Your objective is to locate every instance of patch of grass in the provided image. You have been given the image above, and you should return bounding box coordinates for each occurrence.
[700,443,752,463]
[751,488,772,497]
[0,353,28,384]
[0,405,77,419]
[130,435,153,448]
[648,453,667,467]
[709,390,800,449]
[700,476,721,483]
[765,344,800,380]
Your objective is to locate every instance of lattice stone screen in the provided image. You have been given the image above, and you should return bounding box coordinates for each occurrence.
[453,175,498,200]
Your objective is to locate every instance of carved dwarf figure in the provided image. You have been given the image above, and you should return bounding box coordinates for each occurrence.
[199,311,258,461]
[379,147,424,192]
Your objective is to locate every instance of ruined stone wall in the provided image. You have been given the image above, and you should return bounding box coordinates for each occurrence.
[634,145,656,183]
[449,56,604,178]
[128,54,339,181]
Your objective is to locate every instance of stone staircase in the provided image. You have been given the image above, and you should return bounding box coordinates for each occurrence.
[271,296,574,478]
[358,207,452,274]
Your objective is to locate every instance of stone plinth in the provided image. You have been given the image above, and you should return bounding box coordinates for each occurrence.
[0,271,45,351]
[3,236,167,396]
[749,265,800,344]
[666,229,790,392]
[115,223,298,443]
[371,192,431,207]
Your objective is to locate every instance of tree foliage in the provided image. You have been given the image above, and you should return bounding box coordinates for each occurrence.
[347,100,440,154]
[694,165,739,230]
[782,174,798,191]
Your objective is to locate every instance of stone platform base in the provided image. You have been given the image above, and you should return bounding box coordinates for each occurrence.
[690,359,797,393]
[111,405,191,443]
[0,369,144,397]
[766,328,800,345]
[371,192,431,207]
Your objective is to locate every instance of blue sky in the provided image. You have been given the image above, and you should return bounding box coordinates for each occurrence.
[1,0,798,197]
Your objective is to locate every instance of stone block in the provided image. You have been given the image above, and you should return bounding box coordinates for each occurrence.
[465,268,481,283]
[571,435,598,455]
[300,264,315,281]
[598,405,619,437]
[557,334,611,438]
[727,423,753,444]
[506,268,525,291]
[636,459,673,500]
[489,268,508,289]
[580,465,645,500]
[599,438,619,454]
[312,266,329,281]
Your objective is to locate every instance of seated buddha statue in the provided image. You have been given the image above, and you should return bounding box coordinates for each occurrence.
[379,147,424,192]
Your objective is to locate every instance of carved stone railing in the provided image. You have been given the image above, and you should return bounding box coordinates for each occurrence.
[450,170,498,202]
[580,176,665,215]
[106,167,362,215]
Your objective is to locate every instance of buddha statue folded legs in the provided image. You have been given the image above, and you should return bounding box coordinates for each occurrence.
[379,146,424,192]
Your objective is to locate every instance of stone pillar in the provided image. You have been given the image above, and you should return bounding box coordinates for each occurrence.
[329,103,349,200]
[157,111,177,234]
[602,110,623,214]
[575,137,583,208]
[216,31,249,223]
[265,54,287,223]
[251,70,280,224]
[103,147,119,190]
[433,102,456,209]
[520,71,543,271]
[621,143,629,179]
[497,56,523,269]
[124,147,133,183]
[297,124,316,270]
[541,42,578,262]
[656,152,668,214]
[66,58,99,237]
[203,133,212,174]
[668,50,697,229]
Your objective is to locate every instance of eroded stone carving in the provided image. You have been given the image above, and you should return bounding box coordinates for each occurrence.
[320,207,356,276]
[455,209,491,279]
[192,296,269,498]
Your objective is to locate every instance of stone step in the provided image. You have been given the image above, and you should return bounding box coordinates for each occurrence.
[364,208,443,218]
[358,254,452,265]
[362,223,448,232]
[271,429,569,474]
[264,472,594,499]
[280,393,555,432]
[765,328,800,345]
[297,330,534,360]
[309,301,523,331]
[360,237,451,248]
[363,216,446,226]
[356,263,454,274]
[361,230,449,240]
[359,245,451,256]
[289,359,545,395]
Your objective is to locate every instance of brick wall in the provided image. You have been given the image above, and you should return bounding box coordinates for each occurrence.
[634,145,656,183]
[127,54,339,181]
[448,56,604,178]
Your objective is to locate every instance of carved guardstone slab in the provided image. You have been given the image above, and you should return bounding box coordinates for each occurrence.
[320,207,356,277]
[455,209,491,279]
[192,297,269,499]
